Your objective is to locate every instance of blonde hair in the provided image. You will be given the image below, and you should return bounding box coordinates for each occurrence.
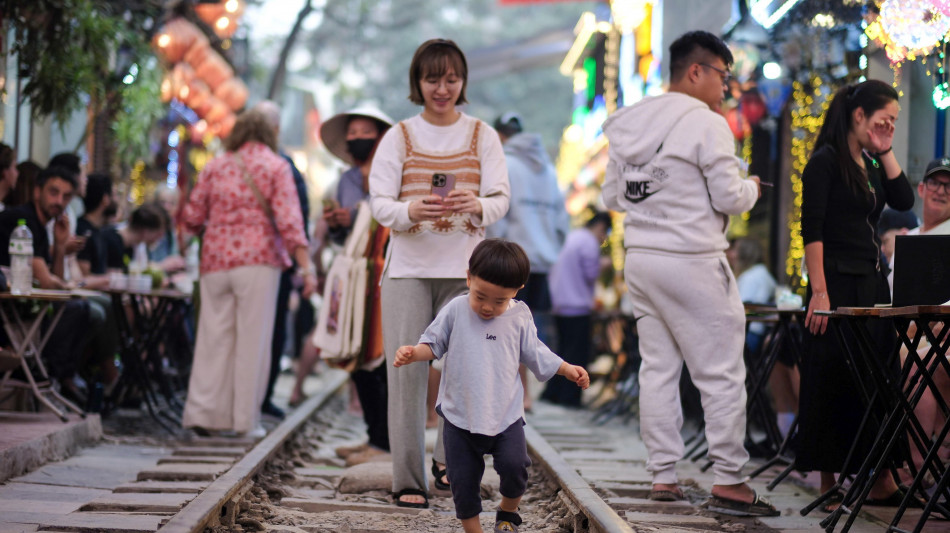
[224,110,278,153]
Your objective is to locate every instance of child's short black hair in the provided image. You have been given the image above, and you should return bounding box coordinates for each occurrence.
[468,238,530,289]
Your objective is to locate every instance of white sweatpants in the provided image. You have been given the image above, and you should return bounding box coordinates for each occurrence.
[183,264,281,433]
[624,252,749,486]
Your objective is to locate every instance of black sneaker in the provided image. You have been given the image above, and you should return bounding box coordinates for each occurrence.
[261,401,285,419]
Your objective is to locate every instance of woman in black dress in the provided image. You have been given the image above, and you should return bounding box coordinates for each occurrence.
[798,79,915,511]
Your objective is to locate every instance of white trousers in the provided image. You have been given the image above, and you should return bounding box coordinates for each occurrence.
[624,252,749,486]
[183,265,281,433]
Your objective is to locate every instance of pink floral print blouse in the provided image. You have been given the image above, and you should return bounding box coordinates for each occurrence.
[182,142,307,274]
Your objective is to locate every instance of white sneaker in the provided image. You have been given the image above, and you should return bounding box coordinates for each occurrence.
[244,425,267,439]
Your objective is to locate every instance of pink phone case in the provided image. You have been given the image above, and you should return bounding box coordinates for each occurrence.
[431,173,457,198]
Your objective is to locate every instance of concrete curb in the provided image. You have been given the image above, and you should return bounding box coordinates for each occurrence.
[525,424,635,533]
[0,412,102,483]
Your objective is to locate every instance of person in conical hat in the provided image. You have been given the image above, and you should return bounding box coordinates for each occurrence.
[319,106,393,245]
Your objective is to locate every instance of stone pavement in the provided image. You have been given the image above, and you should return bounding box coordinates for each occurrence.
[0,370,333,533]
[526,400,947,533]
[0,411,102,483]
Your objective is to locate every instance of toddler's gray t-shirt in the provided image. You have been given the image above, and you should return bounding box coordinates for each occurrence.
[419,294,563,436]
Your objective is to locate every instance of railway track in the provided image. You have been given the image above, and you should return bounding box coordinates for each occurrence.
[150,370,639,533]
[6,370,810,532]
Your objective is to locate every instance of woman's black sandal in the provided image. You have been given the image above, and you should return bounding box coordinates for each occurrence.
[820,490,845,513]
[394,488,429,509]
[431,458,450,490]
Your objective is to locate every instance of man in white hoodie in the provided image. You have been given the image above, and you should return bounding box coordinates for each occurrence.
[602,30,774,517]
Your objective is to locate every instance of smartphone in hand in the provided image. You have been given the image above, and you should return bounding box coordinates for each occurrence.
[431,173,456,198]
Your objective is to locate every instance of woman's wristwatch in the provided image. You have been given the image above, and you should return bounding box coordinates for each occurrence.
[297,265,317,278]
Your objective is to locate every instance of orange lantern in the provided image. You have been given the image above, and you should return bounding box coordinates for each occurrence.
[218,113,237,138]
[194,53,234,90]
[184,39,214,70]
[152,18,207,64]
[205,98,231,123]
[214,77,249,111]
[160,75,173,103]
[184,79,212,111]
[195,1,244,39]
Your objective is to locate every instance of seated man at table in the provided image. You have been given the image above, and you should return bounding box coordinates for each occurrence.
[0,166,97,401]
[893,158,950,480]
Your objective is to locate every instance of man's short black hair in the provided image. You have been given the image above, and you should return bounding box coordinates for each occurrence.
[48,153,81,179]
[129,203,166,232]
[468,238,530,290]
[669,30,733,82]
[83,173,113,213]
[36,166,78,191]
[586,211,612,230]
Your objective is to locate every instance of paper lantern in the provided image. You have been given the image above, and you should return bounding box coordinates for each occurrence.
[205,98,231,123]
[725,107,751,140]
[213,77,249,111]
[184,79,212,111]
[160,76,173,103]
[184,39,214,70]
[194,53,234,89]
[218,113,236,138]
[739,90,767,127]
[195,1,244,38]
[152,18,207,64]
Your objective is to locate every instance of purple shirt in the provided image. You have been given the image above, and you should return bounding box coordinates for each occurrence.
[548,228,601,316]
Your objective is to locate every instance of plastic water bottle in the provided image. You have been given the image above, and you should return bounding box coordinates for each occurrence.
[9,219,33,295]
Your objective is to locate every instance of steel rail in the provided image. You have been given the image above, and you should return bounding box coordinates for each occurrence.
[158,371,349,533]
[525,424,636,533]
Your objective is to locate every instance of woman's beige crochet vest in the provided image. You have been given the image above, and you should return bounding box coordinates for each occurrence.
[394,120,483,236]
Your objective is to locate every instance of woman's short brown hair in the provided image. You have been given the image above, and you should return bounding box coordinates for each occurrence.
[408,39,468,106]
[224,109,278,153]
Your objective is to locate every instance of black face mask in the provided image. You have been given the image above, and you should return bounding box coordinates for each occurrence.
[346,138,377,162]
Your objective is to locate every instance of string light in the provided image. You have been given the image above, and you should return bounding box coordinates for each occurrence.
[129,160,149,206]
[786,75,832,292]
[729,135,754,238]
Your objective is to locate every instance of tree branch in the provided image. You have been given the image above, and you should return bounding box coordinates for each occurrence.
[267,0,314,101]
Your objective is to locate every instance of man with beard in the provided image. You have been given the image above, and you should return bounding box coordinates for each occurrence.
[0,166,95,401]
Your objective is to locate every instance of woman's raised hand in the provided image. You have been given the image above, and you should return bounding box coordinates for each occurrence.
[867,118,894,154]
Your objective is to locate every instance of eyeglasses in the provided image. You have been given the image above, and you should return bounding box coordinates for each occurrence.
[699,63,733,86]
[923,179,950,194]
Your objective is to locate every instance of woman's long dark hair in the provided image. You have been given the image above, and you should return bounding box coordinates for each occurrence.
[813,79,898,196]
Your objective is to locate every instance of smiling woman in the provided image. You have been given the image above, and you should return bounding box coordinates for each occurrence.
[368,38,510,510]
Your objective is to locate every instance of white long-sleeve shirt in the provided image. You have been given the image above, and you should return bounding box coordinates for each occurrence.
[369,113,509,278]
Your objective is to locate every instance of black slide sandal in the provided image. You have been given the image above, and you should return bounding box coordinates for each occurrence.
[394,488,429,509]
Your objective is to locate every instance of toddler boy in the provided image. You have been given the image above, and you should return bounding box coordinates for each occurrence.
[395,238,590,533]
